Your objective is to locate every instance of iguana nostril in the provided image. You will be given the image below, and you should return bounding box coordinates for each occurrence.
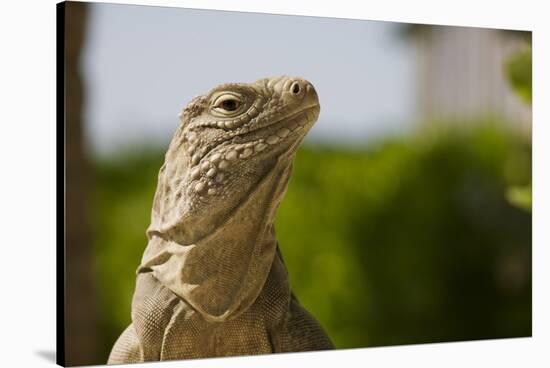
[291,81,301,95]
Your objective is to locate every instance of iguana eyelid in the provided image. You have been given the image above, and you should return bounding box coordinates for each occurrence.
[212,92,242,106]
[210,92,247,117]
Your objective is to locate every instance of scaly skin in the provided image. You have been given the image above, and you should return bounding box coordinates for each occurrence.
[108,76,333,364]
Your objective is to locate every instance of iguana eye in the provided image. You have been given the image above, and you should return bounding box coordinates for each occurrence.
[212,93,243,115]
[221,99,240,111]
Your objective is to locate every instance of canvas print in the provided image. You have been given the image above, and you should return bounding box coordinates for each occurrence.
[59,1,532,366]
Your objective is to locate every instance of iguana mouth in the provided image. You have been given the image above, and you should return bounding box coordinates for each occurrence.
[202,104,319,164]
[236,104,319,143]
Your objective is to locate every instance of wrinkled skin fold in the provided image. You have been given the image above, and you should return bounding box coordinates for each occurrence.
[108,76,333,364]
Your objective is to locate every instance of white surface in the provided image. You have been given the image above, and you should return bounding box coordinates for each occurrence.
[0,0,548,367]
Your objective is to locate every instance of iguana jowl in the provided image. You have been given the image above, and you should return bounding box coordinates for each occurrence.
[108,76,333,364]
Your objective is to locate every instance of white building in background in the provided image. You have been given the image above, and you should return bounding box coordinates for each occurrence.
[410,26,531,129]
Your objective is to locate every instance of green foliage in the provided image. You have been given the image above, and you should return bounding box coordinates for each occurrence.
[91,148,165,358]
[91,124,531,359]
[277,125,531,348]
[505,45,532,105]
[503,43,532,212]
[507,185,532,212]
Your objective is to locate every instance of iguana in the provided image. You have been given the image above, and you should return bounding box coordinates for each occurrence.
[108,76,333,364]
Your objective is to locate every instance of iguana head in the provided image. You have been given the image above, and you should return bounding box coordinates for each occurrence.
[141,76,319,321]
[149,76,320,242]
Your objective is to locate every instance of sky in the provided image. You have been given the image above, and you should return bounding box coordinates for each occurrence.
[81,3,416,155]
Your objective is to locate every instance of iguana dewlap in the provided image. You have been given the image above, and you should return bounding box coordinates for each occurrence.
[108,76,333,364]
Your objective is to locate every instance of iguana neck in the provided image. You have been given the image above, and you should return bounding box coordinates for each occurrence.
[146,146,294,245]
[139,155,295,322]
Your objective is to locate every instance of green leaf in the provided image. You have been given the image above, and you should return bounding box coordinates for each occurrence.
[505,46,532,104]
[507,184,532,212]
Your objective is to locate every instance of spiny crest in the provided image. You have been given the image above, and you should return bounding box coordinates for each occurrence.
[179,95,208,124]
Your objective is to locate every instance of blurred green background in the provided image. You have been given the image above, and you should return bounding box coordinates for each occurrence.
[93,122,531,358]
[63,3,532,365]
